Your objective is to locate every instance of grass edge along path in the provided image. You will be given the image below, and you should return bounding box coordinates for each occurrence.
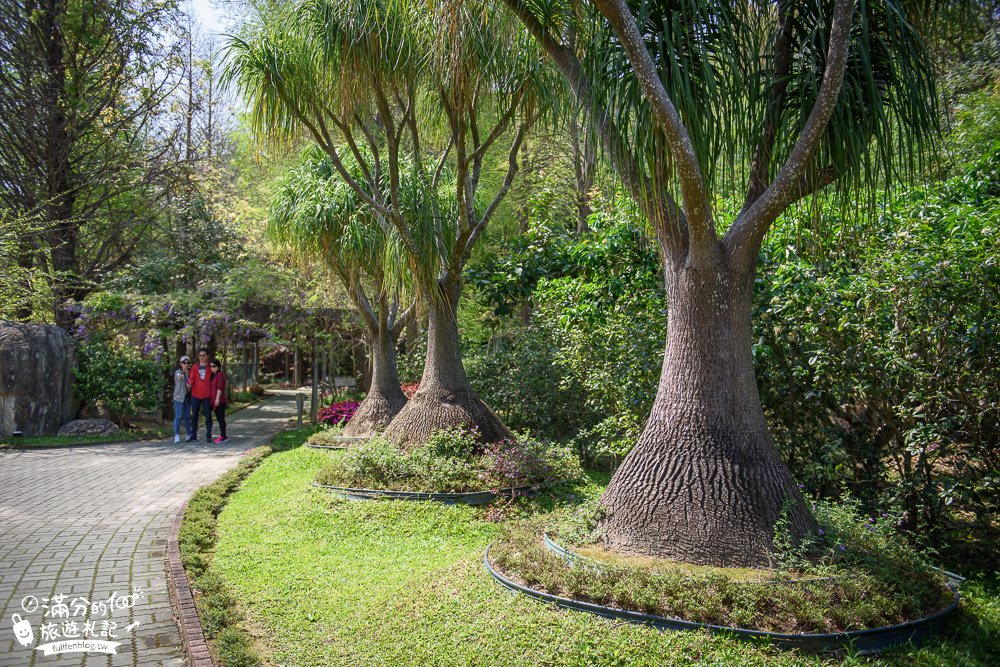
[176,425,322,667]
[209,437,999,667]
[1,393,269,449]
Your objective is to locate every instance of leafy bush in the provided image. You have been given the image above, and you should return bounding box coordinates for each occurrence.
[468,214,665,463]
[465,325,582,440]
[316,427,582,493]
[74,339,162,423]
[754,147,1000,550]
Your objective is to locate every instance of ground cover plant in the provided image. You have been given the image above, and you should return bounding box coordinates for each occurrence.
[489,499,956,634]
[306,427,346,447]
[315,426,582,493]
[210,439,1000,666]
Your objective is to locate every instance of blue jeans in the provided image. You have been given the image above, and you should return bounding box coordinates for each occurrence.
[191,396,212,439]
[173,398,192,437]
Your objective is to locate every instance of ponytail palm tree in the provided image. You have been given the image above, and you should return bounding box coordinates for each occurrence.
[269,147,415,436]
[502,0,939,567]
[228,0,543,445]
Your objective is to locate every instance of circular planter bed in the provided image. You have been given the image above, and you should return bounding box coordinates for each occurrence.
[485,543,962,654]
[311,481,549,505]
[305,434,367,450]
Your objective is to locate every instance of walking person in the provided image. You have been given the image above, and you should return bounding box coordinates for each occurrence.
[173,355,193,443]
[188,347,213,442]
[209,359,229,443]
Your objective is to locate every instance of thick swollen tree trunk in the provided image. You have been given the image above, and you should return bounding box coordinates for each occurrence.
[383,281,512,446]
[598,258,815,568]
[342,329,407,437]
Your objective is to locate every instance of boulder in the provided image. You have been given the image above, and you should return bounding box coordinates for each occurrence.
[0,321,76,436]
[57,419,119,436]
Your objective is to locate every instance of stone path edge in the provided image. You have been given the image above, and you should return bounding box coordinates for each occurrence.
[2,394,272,450]
[167,499,214,667]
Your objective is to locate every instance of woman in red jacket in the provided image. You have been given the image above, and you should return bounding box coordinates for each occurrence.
[209,359,229,443]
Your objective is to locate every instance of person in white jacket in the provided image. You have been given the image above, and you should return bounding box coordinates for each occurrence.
[172,355,192,443]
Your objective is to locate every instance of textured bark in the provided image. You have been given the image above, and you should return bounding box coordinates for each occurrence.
[598,259,815,567]
[383,283,512,446]
[342,330,406,437]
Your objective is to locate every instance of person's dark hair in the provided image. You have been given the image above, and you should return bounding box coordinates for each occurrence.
[198,347,209,355]
[210,359,223,371]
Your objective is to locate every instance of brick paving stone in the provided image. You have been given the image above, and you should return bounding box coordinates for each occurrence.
[0,393,297,666]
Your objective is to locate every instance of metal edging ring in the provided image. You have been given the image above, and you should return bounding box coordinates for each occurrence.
[484,543,961,654]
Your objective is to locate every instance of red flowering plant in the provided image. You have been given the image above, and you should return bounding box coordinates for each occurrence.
[318,400,359,426]
[400,382,419,398]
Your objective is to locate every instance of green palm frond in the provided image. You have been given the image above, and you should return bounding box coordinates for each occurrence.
[515,0,937,224]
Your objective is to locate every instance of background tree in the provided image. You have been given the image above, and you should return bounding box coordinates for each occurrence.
[503,0,939,566]
[228,0,541,445]
[0,0,182,328]
[268,147,415,436]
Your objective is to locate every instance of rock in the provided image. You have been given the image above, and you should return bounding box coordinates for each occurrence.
[57,419,119,436]
[0,322,76,437]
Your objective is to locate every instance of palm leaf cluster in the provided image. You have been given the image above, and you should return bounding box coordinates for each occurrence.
[514,0,937,228]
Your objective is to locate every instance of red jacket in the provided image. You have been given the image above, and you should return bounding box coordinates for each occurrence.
[210,371,228,407]
[189,363,212,400]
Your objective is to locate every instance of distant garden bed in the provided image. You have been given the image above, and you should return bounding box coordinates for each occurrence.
[314,427,582,494]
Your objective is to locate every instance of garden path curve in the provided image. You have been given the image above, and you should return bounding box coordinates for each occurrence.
[0,391,300,667]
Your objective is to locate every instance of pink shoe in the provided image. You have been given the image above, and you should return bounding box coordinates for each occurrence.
[213,436,224,443]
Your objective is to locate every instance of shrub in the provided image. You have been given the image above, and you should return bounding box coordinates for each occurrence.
[74,339,162,424]
[465,325,583,441]
[316,428,582,493]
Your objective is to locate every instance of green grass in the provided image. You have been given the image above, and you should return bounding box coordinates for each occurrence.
[0,425,172,448]
[212,443,1000,667]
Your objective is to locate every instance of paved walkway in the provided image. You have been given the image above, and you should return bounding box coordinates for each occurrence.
[0,392,299,667]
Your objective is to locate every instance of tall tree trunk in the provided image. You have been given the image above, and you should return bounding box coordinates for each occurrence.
[598,260,814,567]
[14,237,35,320]
[570,115,595,235]
[383,281,512,446]
[343,329,407,437]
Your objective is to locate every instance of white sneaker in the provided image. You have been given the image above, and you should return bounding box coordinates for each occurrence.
[174,435,181,443]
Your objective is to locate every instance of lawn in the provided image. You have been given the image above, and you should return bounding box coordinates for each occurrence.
[211,439,1000,667]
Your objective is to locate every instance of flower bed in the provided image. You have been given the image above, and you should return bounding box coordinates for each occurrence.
[315,427,582,493]
[318,400,359,426]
